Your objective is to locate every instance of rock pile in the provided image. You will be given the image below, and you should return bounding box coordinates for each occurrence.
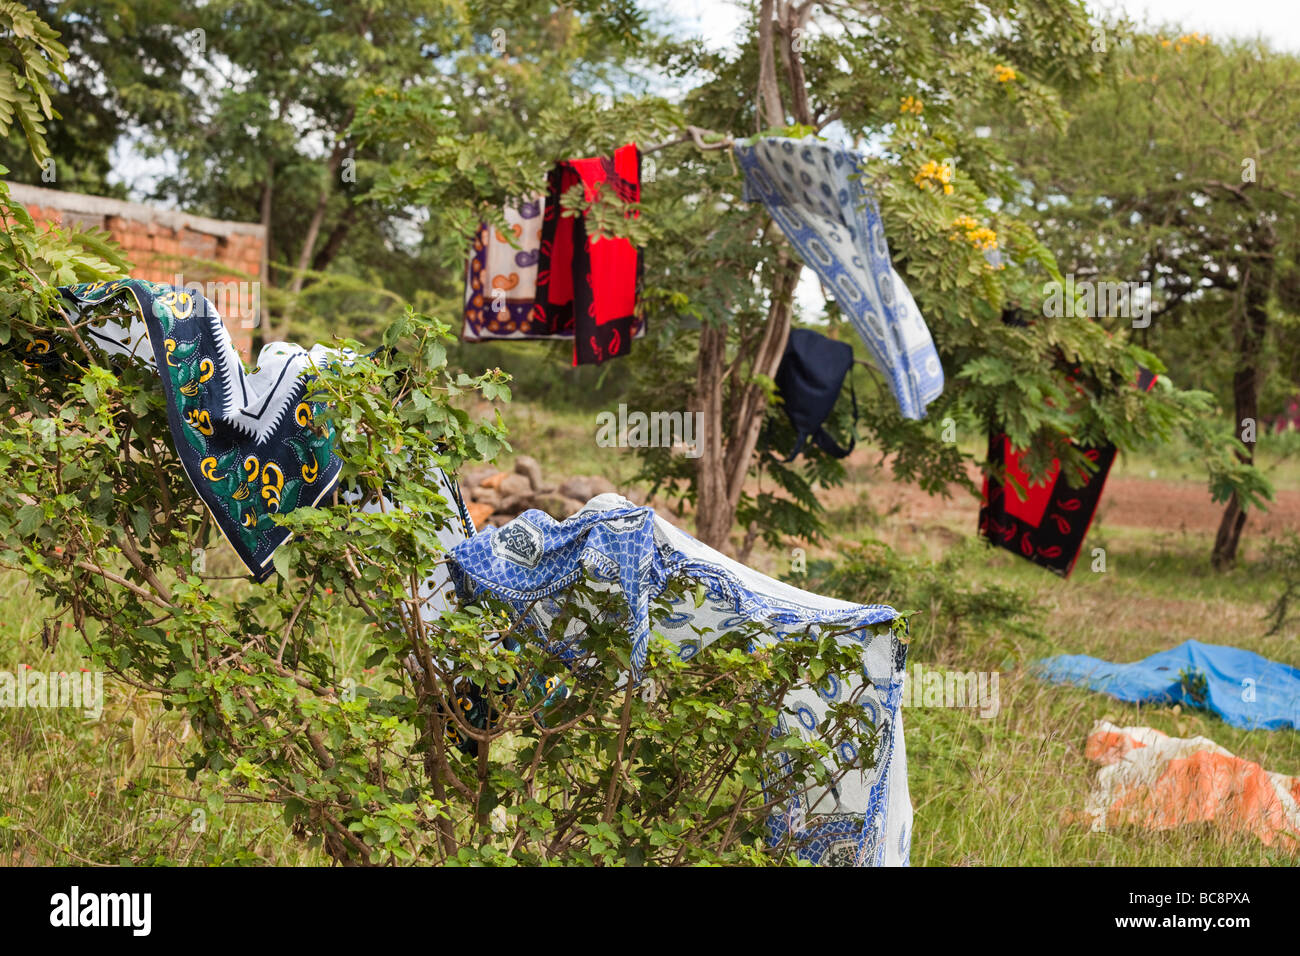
[461,456,641,529]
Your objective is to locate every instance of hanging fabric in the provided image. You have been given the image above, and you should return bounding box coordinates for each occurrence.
[773,327,857,460]
[462,144,645,365]
[53,279,474,583]
[979,367,1158,576]
[462,197,567,342]
[735,136,943,419]
[447,493,913,866]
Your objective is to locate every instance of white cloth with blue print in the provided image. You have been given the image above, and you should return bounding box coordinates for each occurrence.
[448,493,913,866]
[736,136,943,420]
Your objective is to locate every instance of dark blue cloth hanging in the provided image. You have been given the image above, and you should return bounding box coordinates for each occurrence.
[774,327,857,461]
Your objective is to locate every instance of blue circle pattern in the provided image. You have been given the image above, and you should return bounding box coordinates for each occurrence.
[449,503,910,867]
[735,136,944,420]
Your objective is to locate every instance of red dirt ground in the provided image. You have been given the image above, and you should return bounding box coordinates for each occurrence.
[822,451,1300,538]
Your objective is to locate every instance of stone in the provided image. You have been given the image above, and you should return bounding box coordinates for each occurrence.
[480,471,508,490]
[463,465,499,488]
[514,455,543,491]
[495,493,532,517]
[470,486,501,508]
[498,473,533,498]
[531,493,581,520]
[466,501,495,530]
[557,477,592,501]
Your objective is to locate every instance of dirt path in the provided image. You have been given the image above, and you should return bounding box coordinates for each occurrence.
[820,451,1300,537]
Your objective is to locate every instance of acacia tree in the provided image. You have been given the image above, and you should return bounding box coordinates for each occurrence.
[618,1,1259,556]
[993,31,1299,567]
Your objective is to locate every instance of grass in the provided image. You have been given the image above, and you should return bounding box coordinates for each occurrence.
[1,396,1297,865]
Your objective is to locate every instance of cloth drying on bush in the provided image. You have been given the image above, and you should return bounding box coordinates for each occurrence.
[1038,640,1300,730]
[52,279,473,584]
[447,493,913,866]
[773,327,857,460]
[464,145,645,364]
[1083,720,1300,849]
[55,279,345,579]
[735,136,943,419]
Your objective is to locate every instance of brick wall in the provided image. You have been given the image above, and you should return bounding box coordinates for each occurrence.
[11,183,266,359]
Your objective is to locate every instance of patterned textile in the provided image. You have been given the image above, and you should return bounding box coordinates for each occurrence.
[1038,640,1300,731]
[462,197,566,342]
[735,136,943,419]
[979,368,1158,576]
[447,493,913,866]
[462,145,645,365]
[1083,721,1300,850]
[54,279,344,580]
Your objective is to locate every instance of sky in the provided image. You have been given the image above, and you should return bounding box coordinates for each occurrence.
[663,0,1300,53]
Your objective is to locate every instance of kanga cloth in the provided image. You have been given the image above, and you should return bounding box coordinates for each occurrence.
[462,145,645,364]
[51,279,473,585]
[53,279,343,580]
[1083,720,1300,849]
[462,196,569,342]
[735,136,943,419]
[447,493,913,866]
[1038,640,1300,731]
[979,367,1159,576]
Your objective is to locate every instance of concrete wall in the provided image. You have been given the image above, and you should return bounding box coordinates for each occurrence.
[12,183,266,358]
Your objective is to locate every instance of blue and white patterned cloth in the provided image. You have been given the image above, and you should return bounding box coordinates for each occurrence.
[448,493,913,866]
[736,136,943,419]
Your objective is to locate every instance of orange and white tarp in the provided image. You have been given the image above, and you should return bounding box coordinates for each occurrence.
[1083,720,1300,848]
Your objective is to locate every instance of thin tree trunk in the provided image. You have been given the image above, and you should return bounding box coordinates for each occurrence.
[756,0,784,131]
[694,323,732,550]
[1212,252,1271,569]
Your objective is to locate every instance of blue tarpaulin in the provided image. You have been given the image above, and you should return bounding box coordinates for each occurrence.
[1036,640,1300,730]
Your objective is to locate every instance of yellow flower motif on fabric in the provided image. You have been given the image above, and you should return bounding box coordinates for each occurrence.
[994,64,1017,83]
[242,512,258,529]
[899,95,923,115]
[164,338,179,366]
[185,408,214,436]
[160,290,194,320]
[294,402,313,427]
[302,456,320,484]
[243,456,260,483]
[914,160,954,195]
[261,461,285,512]
[198,358,214,383]
[949,215,998,251]
[200,456,224,481]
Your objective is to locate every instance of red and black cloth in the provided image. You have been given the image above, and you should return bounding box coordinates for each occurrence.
[533,143,643,365]
[979,367,1158,576]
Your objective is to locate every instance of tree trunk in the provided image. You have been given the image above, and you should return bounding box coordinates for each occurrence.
[689,0,805,554]
[1211,252,1271,569]
[694,323,733,550]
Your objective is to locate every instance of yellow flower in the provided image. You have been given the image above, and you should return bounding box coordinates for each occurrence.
[949,216,998,251]
[913,160,955,194]
[994,64,1017,84]
[899,95,923,115]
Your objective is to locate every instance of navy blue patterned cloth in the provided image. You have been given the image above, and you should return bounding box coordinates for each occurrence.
[53,279,343,581]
